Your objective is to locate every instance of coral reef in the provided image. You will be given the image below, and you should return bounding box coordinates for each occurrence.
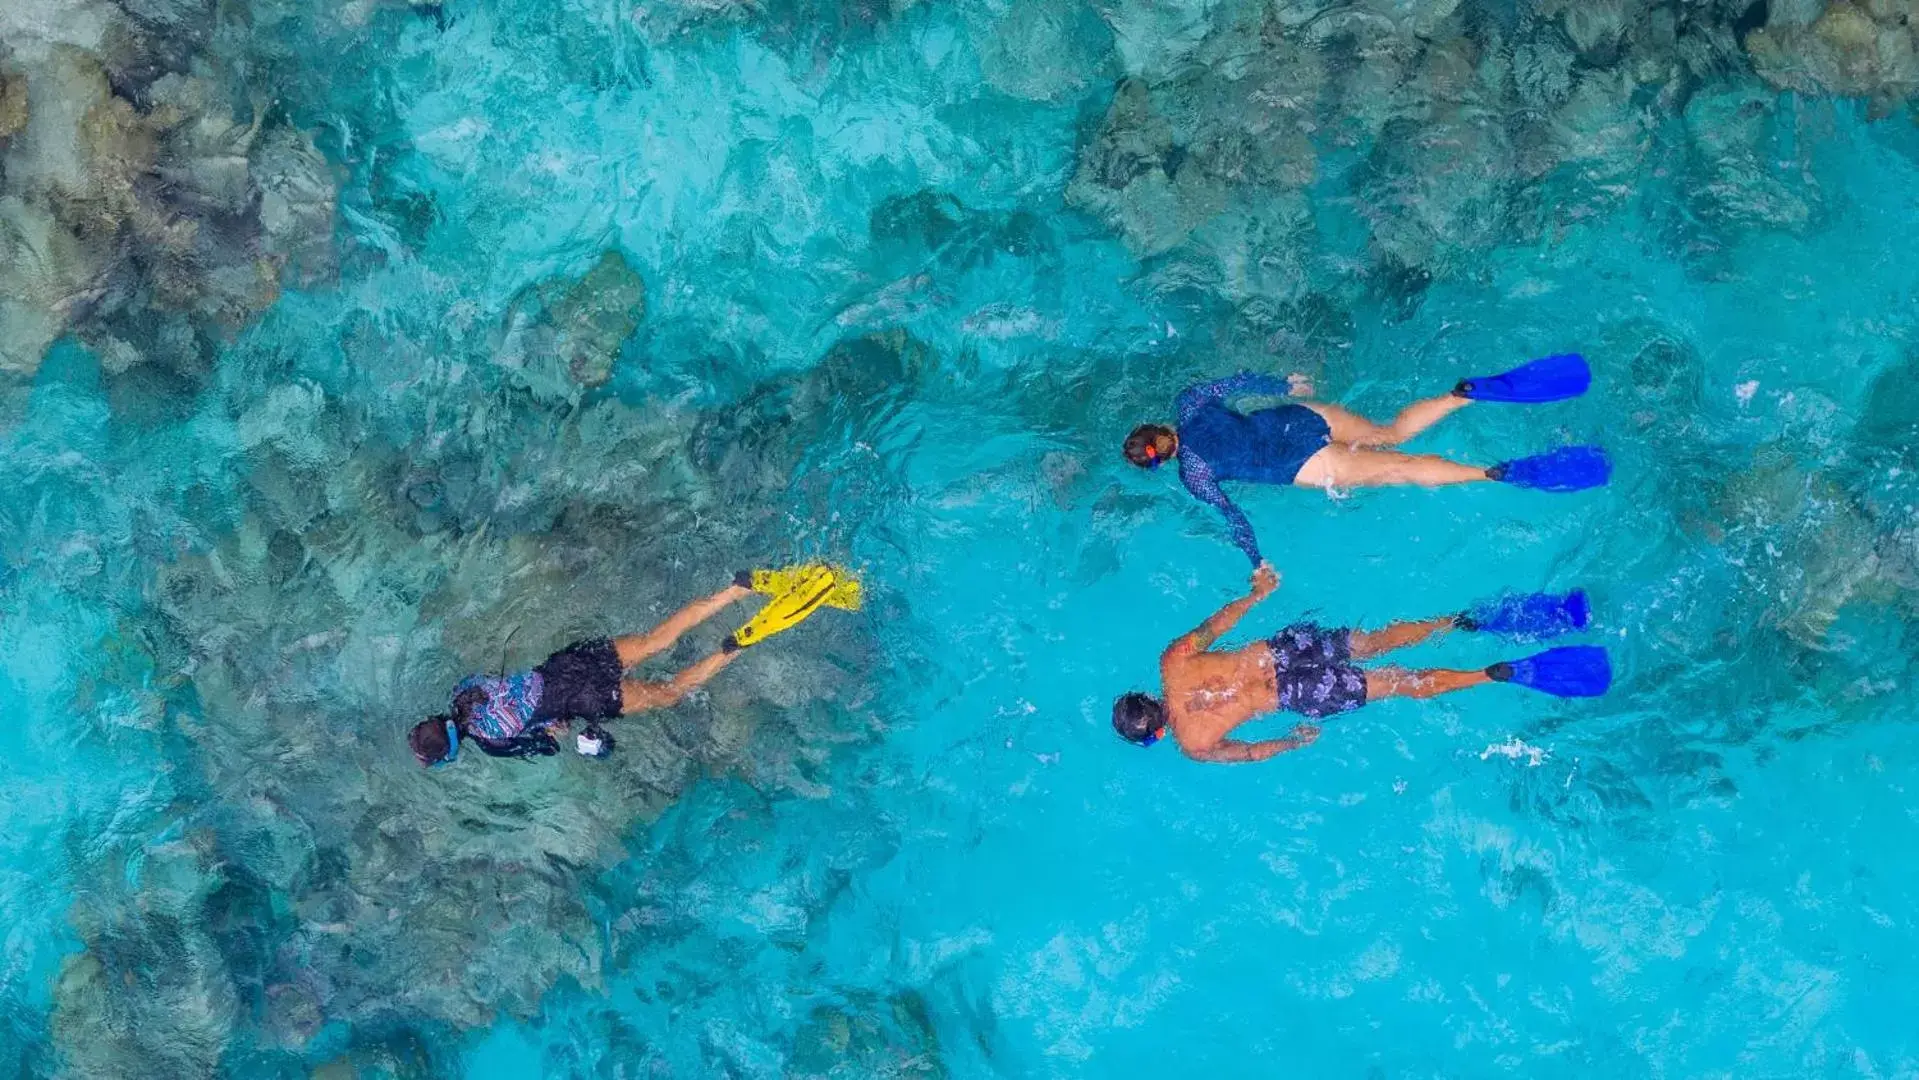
[15,0,1919,1072]
[1065,0,1823,328]
[788,990,947,1079]
[1747,0,1919,110]
[496,251,647,399]
[1712,449,1893,648]
[43,314,898,1071]
[0,6,337,385]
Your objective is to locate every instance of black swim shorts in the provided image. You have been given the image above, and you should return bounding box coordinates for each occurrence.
[532,638,624,722]
[1268,622,1368,719]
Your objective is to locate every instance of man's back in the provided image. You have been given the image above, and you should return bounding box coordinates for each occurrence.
[1159,639,1279,753]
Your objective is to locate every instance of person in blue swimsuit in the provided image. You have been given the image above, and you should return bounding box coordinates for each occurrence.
[1123,371,1493,566]
[408,580,754,766]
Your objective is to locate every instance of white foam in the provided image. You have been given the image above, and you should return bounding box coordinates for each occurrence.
[1479,736,1550,767]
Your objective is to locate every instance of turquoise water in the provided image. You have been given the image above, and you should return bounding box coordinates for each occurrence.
[7,0,1919,1075]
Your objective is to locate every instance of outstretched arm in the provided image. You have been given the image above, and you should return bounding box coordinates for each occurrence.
[1179,454,1264,567]
[614,584,753,668]
[1183,725,1319,764]
[472,730,561,759]
[1175,371,1297,418]
[1178,565,1279,653]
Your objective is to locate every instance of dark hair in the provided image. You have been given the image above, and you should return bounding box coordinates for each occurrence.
[451,687,486,717]
[409,715,453,765]
[1123,424,1173,467]
[1112,692,1167,745]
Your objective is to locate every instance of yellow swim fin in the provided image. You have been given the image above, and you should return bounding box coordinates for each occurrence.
[745,563,862,612]
[730,565,862,649]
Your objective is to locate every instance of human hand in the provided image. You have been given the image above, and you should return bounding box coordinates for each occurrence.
[549,719,571,739]
[1251,563,1280,600]
[1288,724,1321,747]
[1288,372,1315,398]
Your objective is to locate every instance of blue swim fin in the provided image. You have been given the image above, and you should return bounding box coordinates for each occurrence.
[1456,353,1591,403]
[1490,446,1610,492]
[1489,646,1612,697]
[1461,589,1590,639]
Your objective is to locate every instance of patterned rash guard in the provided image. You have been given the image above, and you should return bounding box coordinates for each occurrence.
[451,671,561,758]
[1174,371,1303,566]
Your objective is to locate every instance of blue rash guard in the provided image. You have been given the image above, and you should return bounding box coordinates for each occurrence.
[1175,372,1332,565]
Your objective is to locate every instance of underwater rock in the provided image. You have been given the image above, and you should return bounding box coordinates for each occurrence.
[75,321,880,1061]
[116,0,218,34]
[627,0,760,43]
[1360,99,1520,288]
[788,990,947,1078]
[1146,194,1315,309]
[0,65,25,139]
[1682,84,1818,231]
[1842,350,1919,544]
[1713,449,1888,648]
[1746,1,1919,109]
[144,72,263,217]
[866,190,1053,274]
[496,250,647,398]
[1614,323,1705,429]
[1538,68,1654,211]
[1091,0,1220,79]
[3,47,113,194]
[1543,0,1640,64]
[970,0,1112,102]
[0,193,111,376]
[51,833,240,1080]
[1064,78,1243,256]
[253,123,339,284]
[0,25,340,382]
[1512,39,1576,109]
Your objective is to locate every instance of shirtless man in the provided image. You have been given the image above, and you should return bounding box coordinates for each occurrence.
[1111,565,1496,762]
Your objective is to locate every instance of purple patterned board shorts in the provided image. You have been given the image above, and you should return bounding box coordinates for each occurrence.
[1269,622,1368,719]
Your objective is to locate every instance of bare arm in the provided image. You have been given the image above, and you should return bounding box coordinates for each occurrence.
[1182,725,1320,764]
[1178,565,1279,653]
[615,584,752,667]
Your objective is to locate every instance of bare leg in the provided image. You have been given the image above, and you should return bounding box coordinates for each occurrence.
[1348,616,1458,660]
[620,649,739,714]
[614,584,754,668]
[1301,393,1471,448]
[1365,666,1491,702]
[1294,444,1490,489]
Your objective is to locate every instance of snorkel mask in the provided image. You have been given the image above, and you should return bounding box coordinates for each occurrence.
[1136,721,1166,748]
[428,718,459,767]
[1141,441,1164,469]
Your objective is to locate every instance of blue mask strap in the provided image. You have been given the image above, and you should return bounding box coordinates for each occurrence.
[432,718,460,767]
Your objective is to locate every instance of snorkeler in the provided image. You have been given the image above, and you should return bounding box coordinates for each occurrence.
[409,565,860,766]
[1111,565,1610,763]
[1123,355,1609,565]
